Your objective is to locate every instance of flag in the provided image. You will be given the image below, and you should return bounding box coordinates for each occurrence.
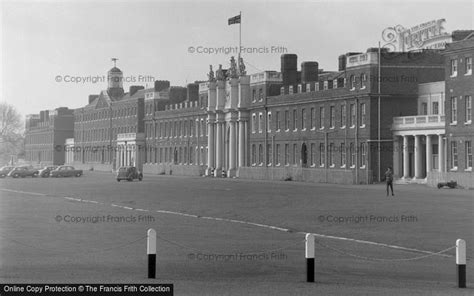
[228,14,241,25]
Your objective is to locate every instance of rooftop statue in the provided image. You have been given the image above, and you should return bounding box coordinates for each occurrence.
[229,56,238,78]
[239,56,246,76]
[207,65,215,82]
[216,64,225,81]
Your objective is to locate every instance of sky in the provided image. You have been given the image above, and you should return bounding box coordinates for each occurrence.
[1,0,473,118]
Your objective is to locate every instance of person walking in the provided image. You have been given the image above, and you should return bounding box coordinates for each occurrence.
[384,167,394,196]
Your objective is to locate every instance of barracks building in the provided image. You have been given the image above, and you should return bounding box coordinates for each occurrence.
[24,34,474,187]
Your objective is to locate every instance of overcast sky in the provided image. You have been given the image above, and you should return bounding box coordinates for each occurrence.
[1,0,473,118]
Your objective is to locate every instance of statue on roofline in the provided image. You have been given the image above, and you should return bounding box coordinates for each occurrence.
[229,56,238,78]
[239,56,246,76]
[207,65,215,82]
[216,64,225,81]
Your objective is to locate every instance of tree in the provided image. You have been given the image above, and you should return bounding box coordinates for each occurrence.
[0,103,24,164]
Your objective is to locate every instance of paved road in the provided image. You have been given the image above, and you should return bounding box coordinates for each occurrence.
[0,172,473,295]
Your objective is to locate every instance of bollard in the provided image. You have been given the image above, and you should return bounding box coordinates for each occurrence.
[305,233,315,282]
[456,239,466,288]
[147,228,157,279]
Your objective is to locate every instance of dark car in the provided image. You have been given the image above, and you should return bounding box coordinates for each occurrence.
[116,166,143,182]
[36,166,58,177]
[0,166,14,178]
[7,166,38,178]
[50,166,83,177]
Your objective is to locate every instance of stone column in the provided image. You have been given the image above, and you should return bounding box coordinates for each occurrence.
[426,135,432,178]
[206,114,215,176]
[228,120,237,177]
[214,117,223,177]
[414,135,422,179]
[438,134,444,172]
[393,136,400,178]
[238,120,246,168]
[403,135,410,179]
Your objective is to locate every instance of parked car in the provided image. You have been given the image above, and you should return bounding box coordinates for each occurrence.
[50,166,83,177]
[0,166,14,178]
[116,166,143,182]
[7,166,38,178]
[36,166,58,177]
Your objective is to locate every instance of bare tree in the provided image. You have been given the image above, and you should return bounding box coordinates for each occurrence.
[0,103,23,164]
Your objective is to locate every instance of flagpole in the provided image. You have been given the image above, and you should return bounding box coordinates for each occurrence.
[238,11,242,70]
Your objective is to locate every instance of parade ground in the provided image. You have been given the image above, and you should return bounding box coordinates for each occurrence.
[0,172,473,295]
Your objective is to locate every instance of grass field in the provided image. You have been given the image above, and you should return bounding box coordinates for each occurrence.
[0,172,473,295]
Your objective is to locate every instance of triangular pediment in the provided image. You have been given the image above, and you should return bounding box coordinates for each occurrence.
[95,91,112,109]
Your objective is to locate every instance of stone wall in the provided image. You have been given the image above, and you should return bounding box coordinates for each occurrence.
[143,163,206,176]
[237,167,371,184]
[428,171,474,189]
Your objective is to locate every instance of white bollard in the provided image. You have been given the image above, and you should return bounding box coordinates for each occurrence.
[456,239,466,288]
[147,228,156,279]
[305,233,315,282]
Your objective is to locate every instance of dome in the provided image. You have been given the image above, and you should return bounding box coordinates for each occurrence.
[108,67,122,73]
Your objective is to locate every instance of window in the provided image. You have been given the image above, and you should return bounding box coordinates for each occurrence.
[350,104,356,127]
[465,57,472,75]
[350,143,355,167]
[310,143,316,166]
[360,143,367,168]
[276,144,281,165]
[259,89,263,101]
[340,143,346,167]
[319,143,325,167]
[432,102,439,115]
[293,109,297,130]
[310,107,316,129]
[323,81,328,90]
[251,144,256,165]
[319,107,325,129]
[450,59,458,77]
[421,102,428,115]
[276,111,281,131]
[252,113,257,133]
[350,75,356,90]
[267,112,272,132]
[252,89,256,102]
[259,144,263,165]
[329,143,335,167]
[466,141,472,169]
[285,110,290,130]
[259,112,263,133]
[451,97,457,123]
[360,73,367,89]
[285,144,289,165]
[301,109,306,130]
[465,96,472,123]
[293,144,297,165]
[267,144,272,165]
[360,103,366,127]
[341,104,346,128]
[330,106,335,128]
[451,141,458,169]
